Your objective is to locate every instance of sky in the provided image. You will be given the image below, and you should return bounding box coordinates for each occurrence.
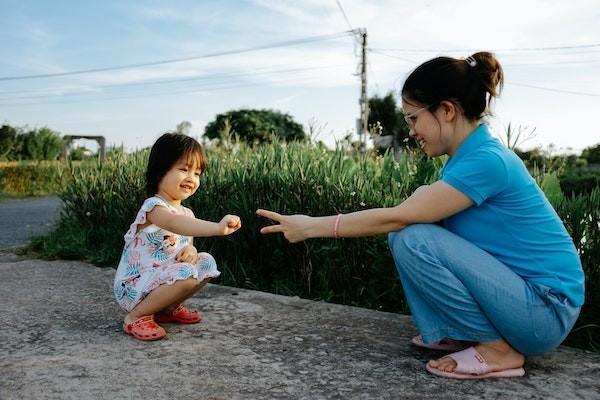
[1,0,599,154]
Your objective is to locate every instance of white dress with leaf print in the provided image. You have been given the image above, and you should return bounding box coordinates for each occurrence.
[113,196,220,312]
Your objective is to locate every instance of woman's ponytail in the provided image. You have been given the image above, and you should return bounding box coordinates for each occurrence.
[402,51,504,121]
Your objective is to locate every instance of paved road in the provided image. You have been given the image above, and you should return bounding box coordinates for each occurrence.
[0,196,62,249]
[1,256,599,400]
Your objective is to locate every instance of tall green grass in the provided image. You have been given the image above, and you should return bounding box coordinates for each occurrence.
[190,143,443,311]
[0,161,70,196]
[29,140,599,351]
[31,142,442,311]
[554,189,600,351]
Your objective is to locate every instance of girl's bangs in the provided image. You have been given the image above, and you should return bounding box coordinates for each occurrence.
[182,143,206,171]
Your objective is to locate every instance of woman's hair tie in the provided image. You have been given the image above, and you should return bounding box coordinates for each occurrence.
[465,56,477,67]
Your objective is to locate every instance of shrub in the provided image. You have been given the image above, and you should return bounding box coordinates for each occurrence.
[0,161,69,196]
[559,170,600,196]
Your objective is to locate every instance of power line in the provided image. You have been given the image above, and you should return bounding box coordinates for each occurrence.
[0,83,258,107]
[0,31,355,82]
[0,63,354,101]
[335,0,354,31]
[370,43,600,53]
[503,59,600,66]
[496,49,600,57]
[360,49,600,98]
[368,49,418,63]
[0,66,353,107]
[507,82,600,97]
[370,48,600,67]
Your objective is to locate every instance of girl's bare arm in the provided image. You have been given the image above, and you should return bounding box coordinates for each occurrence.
[147,206,240,237]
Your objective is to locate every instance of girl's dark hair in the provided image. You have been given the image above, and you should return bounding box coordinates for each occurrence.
[145,132,206,196]
[401,52,504,121]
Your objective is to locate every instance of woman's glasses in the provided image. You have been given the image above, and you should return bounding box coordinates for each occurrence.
[403,105,432,128]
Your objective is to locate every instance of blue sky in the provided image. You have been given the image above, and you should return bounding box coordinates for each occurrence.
[1,0,599,153]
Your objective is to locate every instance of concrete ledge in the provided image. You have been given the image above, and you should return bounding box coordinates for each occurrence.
[1,255,599,399]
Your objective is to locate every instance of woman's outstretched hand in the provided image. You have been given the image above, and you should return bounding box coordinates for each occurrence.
[256,209,312,243]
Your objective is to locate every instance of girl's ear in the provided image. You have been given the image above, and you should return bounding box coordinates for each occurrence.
[438,100,457,122]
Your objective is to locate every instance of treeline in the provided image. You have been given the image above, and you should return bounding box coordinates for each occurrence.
[3,109,599,196]
[1,109,306,162]
[515,145,600,196]
[0,124,66,161]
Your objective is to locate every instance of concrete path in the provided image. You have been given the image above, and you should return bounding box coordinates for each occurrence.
[0,196,62,248]
[1,254,599,400]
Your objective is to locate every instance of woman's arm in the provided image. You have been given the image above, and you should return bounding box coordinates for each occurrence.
[147,206,241,237]
[257,181,473,242]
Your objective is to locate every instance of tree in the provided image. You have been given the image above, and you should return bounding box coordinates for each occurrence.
[0,124,20,160]
[16,127,66,160]
[176,121,192,135]
[581,143,600,164]
[204,109,305,144]
[514,147,547,169]
[68,146,93,161]
[368,93,410,155]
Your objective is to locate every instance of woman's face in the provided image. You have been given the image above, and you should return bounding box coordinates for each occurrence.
[402,100,453,157]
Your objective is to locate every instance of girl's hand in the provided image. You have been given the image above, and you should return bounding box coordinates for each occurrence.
[176,245,198,264]
[256,209,312,243]
[219,215,242,235]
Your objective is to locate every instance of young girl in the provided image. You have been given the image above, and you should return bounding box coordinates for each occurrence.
[257,52,584,379]
[114,133,241,341]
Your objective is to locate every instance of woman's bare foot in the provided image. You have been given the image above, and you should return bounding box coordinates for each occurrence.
[427,339,525,373]
[414,335,471,347]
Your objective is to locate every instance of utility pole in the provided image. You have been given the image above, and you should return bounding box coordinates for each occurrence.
[358,29,368,153]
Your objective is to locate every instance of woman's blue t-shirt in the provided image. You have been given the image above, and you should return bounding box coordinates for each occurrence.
[440,124,584,306]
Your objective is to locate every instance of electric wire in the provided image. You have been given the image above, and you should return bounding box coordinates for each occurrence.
[0,31,356,82]
[335,0,354,31]
[507,82,600,97]
[0,66,354,107]
[0,63,354,101]
[370,43,600,53]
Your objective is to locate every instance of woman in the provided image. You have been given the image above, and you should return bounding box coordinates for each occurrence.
[256,52,584,379]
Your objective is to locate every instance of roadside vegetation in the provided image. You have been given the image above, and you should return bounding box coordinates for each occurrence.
[2,112,598,353]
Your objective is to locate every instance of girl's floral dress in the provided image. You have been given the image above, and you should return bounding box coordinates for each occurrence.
[113,196,220,312]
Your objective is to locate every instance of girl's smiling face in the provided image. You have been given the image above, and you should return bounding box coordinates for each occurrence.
[157,154,202,204]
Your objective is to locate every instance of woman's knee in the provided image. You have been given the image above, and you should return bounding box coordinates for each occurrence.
[388,225,432,277]
[388,224,437,255]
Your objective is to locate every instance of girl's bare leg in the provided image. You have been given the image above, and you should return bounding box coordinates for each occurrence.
[157,278,211,314]
[124,278,208,324]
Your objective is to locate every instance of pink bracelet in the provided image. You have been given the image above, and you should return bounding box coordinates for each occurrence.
[333,214,342,239]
